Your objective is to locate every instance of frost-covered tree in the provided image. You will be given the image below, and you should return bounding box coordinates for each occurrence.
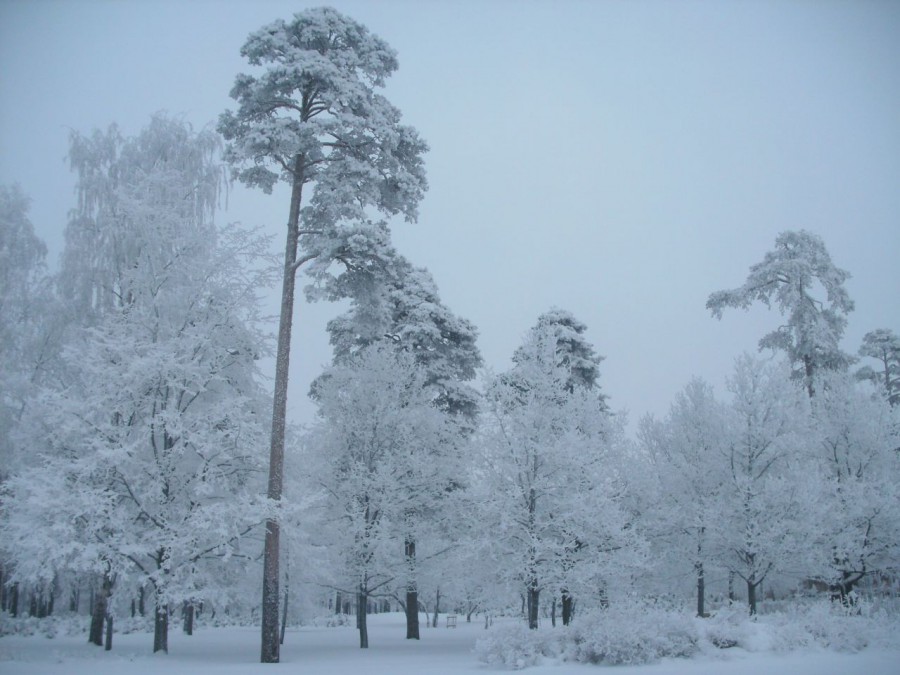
[477,311,629,629]
[4,228,269,652]
[2,117,270,653]
[318,244,481,639]
[0,185,59,475]
[218,8,428,659]
[712,355,811,615]
[305,344,450,648]
[707,230,854,397]
[0,185,62,619]
[808,372,900,603]
[856,329,900,406]
[638,378,729,617]
[61,116,223,323]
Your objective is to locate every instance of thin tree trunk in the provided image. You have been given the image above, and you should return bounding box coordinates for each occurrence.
[260,158,306,665]
[696,561,706,617]
[431,587,441,628]
[279,587,288,645]
[334,591,341,615]
[405,537,420,639]
[551,597,556,627]
[747,578,757,617]
[104,613,113,651]
[153,602,168,653]
[728,570,736,602]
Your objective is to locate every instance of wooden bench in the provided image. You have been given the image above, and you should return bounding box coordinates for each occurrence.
[446,614,457,628]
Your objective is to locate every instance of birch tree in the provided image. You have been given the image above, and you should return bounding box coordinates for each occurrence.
[218,8,428,660]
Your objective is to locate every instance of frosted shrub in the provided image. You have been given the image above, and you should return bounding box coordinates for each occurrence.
[699,603,753,650]
[474,622,560,670]
[565,601,698,665]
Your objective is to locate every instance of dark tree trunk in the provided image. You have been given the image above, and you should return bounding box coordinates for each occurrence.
[357,591,369,648]
[431,587,441,628]
[551,597,556,627]
[561,591,575,626]
[334,591,341,615]
[104,613,113,651]
[260,157,306,665]
[89,574,112,646]
[138,585,145,616]
[9,583,19,617]
[696,560,706,617]
[405,538,419,639]
[279,587,288,645]
[728,570,736,602]
[70,587,79,614]
[747,578,758,616]
[154,602,169,653]
[527,584,539,630]
[183,602,194,636]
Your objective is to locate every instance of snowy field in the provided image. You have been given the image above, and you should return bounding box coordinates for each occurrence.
[1,613,897,675]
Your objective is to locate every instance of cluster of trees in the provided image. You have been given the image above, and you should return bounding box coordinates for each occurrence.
[1,6,898,664]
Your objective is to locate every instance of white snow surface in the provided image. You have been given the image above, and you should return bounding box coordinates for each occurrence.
[2,613,897,675]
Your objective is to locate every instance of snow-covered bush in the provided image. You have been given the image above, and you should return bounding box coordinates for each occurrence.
[563,601,698,665]
[476,601,697,669]
[0,614,86,638]
[474,621,561,670]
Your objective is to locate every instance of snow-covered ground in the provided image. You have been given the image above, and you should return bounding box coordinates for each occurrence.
[1,613,897,674]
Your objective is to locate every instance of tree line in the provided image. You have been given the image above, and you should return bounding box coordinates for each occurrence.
[1,6,898,662]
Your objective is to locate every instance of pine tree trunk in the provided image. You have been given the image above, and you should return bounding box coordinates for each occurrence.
[260,157,306,665]
[154,602,169,653]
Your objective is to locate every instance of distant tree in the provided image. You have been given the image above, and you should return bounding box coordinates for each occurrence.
[808,372,900,604]
[707,230,854,397]
[477,311,628,629]
[0,184,57,476]
[218,8,428,660]
[319,245,481,639]
[306,344,450,648]
[638,378,729,617]
[856,329,900,406]
[61,116,223,322]
[712,355,811,615]
[0,184,61,620]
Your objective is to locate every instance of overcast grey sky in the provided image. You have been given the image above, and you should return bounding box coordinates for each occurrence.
[2,0,898,432]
